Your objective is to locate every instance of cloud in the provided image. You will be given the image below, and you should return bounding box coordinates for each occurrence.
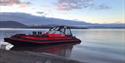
[96,4,111,10]
[0,0,30,6]
[56,0,111,11]
[57,0,94,10]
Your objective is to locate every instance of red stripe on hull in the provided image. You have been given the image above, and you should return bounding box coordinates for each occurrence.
[4,38,81,46]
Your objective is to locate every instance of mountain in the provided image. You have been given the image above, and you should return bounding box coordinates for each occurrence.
[0,21,27,28]
[0,12,125,29]
[0,12,89,26]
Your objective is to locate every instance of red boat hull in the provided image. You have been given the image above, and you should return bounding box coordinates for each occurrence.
[4,37,81,46]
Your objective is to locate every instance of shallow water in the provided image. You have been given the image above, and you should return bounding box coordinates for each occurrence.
[0,29,125,63]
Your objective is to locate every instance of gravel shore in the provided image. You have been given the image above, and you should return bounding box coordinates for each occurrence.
[0,49,84,63]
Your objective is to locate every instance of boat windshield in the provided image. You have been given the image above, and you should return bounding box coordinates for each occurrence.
[48,26,72,36]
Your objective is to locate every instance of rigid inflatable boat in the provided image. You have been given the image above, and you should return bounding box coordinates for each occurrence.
[4,26,81,46]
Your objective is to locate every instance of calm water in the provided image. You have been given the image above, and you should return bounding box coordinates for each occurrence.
[0,29,125,63]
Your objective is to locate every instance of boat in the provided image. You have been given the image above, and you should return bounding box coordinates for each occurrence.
[4,26,81,46]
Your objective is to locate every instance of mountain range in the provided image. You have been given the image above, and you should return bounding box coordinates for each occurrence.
[0,21,27,28]
[0,12,89,26]
[0,12,125,28]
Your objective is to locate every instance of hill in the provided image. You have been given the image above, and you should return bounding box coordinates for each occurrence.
[0,21,27,28]
[0,12,125,29]
[0,12,89,26]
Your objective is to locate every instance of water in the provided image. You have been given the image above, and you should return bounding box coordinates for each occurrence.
[0,28,125,63]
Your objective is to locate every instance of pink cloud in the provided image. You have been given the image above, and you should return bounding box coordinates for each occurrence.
[56,0,111,11]
[0,0,30,6]
[57,0,94,11]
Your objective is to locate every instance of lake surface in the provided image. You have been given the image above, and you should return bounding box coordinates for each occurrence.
[0,29,125,63]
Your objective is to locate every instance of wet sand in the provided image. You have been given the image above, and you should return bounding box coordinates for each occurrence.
[0,49,84,63]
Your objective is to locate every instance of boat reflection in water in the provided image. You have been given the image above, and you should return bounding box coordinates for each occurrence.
[11,43,80,57]
[6,43,82,63]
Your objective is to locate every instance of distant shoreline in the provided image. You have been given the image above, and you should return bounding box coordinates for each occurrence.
[0,21,125,29]
[0,27,125,30]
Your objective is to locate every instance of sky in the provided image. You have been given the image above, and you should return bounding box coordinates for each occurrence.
[0,0,125,24]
